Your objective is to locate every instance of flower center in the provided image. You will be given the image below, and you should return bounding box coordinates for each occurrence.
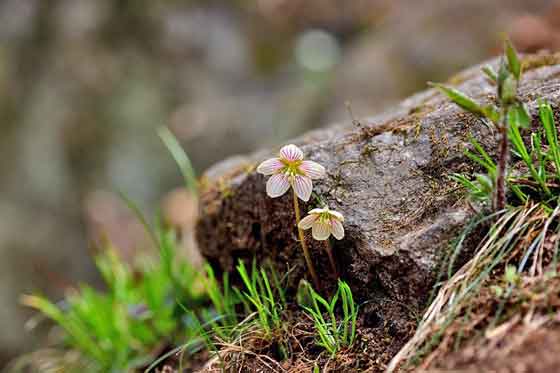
[281,159,304,177]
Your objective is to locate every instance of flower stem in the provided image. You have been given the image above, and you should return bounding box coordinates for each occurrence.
[292,190,320,289]
[495,111,509,211]
[324,240,339,278]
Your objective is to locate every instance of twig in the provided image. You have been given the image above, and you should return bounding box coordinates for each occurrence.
[495,110,509,211]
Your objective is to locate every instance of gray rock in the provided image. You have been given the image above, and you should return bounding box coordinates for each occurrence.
[196,53,560,309]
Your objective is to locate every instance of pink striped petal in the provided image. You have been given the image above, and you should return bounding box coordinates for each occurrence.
[293,176,313,202]
[330,219,345,240]
[298,214,317,230]
[256,158,284,175]
[330,210,344,222]
[279,144,303,162]
[266,173,290,198]
[312,220,331,240]
[300,160,326,179]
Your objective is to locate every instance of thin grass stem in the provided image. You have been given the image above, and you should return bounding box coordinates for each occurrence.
[324,240,339,278]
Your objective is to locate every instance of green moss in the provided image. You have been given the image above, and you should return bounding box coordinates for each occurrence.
[360,143,378,158]
[218,179,234,199]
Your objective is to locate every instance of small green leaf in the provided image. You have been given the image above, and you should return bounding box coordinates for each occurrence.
[510,184,528,204]
[451,173,478,191]
[475,173,493,193]
[539,100,560,181]
[499,75,518,104]
[466,135,497,176]
[519,103,531,127]
[539,100,555,132]
[507,103,531,129]
[497,58,509,86]
[429,82,484,116]
[482,65,497,83]
[504,38,521,80]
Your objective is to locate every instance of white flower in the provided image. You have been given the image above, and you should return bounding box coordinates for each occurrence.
[256,144,326,201]
[298,206,344,240]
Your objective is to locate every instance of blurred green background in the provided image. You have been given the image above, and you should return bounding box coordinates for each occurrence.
[1,0,559,366]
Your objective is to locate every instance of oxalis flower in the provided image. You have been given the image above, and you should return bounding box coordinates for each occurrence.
[256,144,326,202]
[298,206,344,241]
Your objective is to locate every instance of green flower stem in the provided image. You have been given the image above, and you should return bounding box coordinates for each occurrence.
[324,239,339,278]
[292,189,320,289]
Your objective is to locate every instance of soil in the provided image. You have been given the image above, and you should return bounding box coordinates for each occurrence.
[195,306,418,373]
[427,326,560,373]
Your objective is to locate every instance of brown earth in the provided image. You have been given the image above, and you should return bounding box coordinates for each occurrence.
[421,272,560,373]
[423,325,560,373]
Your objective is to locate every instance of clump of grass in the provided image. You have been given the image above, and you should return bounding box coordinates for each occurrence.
[200,269,360,371]
[298,279,358,357]
[196,259,288,344]
[236,259,287,337]
[193,260,292,372]
[18,227,207,373]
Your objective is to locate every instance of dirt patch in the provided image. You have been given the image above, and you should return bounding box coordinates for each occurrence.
[428,325,560,373]
[195,304,417,373]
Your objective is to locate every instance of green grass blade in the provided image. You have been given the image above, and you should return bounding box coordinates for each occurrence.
[540,101,560,180]
[117,191,159,249]
[158,126,198,195]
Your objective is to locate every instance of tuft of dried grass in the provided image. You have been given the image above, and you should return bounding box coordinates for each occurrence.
[388,203,560,372]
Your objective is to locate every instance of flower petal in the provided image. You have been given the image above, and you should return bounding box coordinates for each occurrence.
[279,144,303,162]
[256,158,284,175]
[293,176,312,202]
[266,173,290,198]
[312,220,331,240]
[300,160,326,179]
[308,207,326,215]
[329,210,344,222]
[298,214,317,230]
[330,219,345,240]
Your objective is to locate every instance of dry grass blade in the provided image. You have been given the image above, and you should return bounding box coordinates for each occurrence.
[202,342,287,373]
[387,203,556,372]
